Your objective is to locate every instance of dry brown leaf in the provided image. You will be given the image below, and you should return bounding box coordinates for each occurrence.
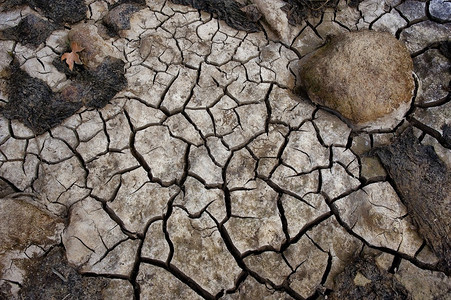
[61,41,84,71]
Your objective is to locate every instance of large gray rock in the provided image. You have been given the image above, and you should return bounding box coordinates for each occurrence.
[299,30,415,131]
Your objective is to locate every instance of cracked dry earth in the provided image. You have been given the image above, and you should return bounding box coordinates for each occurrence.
[0,0,450,299]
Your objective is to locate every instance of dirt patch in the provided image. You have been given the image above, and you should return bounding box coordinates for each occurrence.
[1,61,82,134]
[281,0,363,25]
[329,256,411,299]
[1,55,126,134]
[19,246,111,300]
[103,1,146,36]
[54,55,127,108]
[1,0,87,25]
[170,0,260,32]
[0,14,57,48]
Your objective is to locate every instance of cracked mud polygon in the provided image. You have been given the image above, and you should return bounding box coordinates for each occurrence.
[0,0,450,299]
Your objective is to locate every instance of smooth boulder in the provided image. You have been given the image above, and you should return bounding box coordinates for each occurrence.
[299,30,415,131]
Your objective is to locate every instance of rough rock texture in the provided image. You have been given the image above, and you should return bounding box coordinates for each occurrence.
[375,128,451,275]
[299,30,415,131]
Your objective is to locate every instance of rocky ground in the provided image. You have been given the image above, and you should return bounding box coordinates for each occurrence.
[0,0,450,299]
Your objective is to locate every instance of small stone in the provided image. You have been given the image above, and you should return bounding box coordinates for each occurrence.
[353,272,372,286]
[68,24,121,70]
[299,30,414,131]
[360,156,387,182]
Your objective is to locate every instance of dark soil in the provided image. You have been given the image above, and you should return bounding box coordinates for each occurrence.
[53,56,127,108]
[375,128,451,275]
[0,14,57,48]
[329,256,412,300]
[28,0,87,25]
[170,0,260,32]
[1,61,82,135]
[1,55,127,134]
[1,0,87,25]
[19,246,110,300]
[281,0,363,25]
[103,3,145,36]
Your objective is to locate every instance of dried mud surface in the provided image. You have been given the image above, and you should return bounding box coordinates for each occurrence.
[0,0,450,299]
